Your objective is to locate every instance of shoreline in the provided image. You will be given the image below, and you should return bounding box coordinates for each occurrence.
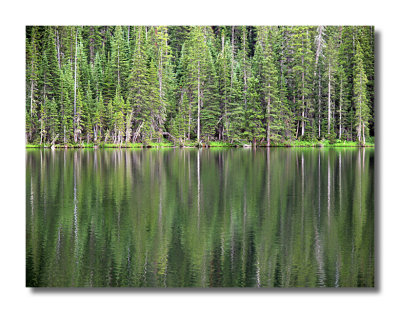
[26,142,375,149]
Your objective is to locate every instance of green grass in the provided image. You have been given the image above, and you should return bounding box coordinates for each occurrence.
[26,138,374,149]
[208,141,235,147]
[26,144,43,148]
[147,141,175,148]
[101,142,143,148]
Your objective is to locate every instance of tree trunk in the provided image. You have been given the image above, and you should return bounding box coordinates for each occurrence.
[231,26,235,94]
[73,29,78,143]
[314,26,324,77]
[267,86,271,146]
[30,79,34,118]
[90,27,95,65]
[197,60,201,144]
[339,77,343,139]
[132,122,144,143]
[328,63,331,134]
[301,56,305,137]
[362,122,365,145]
[358,74,362,142]
[117,43,120,85]
[40,119,43,145]
[188,100,191,141]
[125,112,133,143]
[243,30,247,112]
[318,67,321,138]
[55,28,61,69]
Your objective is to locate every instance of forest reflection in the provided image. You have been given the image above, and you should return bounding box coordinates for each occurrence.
[26,148,374,287]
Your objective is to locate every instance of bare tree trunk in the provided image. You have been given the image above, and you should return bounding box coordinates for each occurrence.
[314,26,324,77]
[301,57,305,137]
[74,28,78,143]
[132,122,144,143]
[267,86,271,146]
[362,122,365,145]
[243,30,247,112]
[40,119,43,145]
[318,67,321,138]
[30,79,34,118]
[117,43,120,85]
[231,26,235,94]
[188,100,191,141]
[55,28,61,69]
[358,75,362,142]
[339,77,343,139]
[328,63,331,134]
[90,27,95,65]
[221,33,226,141]
[197,60,201,144]
[51,134,59,147]
[125,112,133,143]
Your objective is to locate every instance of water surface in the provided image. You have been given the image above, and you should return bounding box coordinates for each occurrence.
[26,148,374,287]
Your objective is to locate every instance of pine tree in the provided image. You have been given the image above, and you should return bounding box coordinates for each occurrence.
[93,92,105,142]
[291,26,314,140]
[41,27,62,103]
[252,26,282,145]
[243,76,265,145]
[46,98,59,143]
[200,39,219,143]
[83,82,94,143]
[324,27,339,141]
[182,26,219,143]
[215,28,231,140]
[74,89,84,143]
[25,26,375,146]
[353,42,370,145]
[110,26,130,94]
[128,26,151,143]
[26,26,41,142]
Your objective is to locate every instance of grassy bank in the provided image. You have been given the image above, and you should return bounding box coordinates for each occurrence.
[26,138,374,149]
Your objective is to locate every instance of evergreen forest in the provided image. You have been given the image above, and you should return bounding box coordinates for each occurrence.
[25,26,374,147]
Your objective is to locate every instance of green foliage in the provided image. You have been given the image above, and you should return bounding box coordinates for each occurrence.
[26,26,374,147]
[353,41,370,145]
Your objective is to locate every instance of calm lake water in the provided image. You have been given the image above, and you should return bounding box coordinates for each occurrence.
[26,148,374,287]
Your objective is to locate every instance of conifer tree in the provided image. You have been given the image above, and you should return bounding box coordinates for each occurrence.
[46,98,59,143]
[110,26,130,94]
[215,28,231,140]
[128,26,151,143]
[253,27,282,145]
[25,26,375,146]
[291,26,314,139]
[26,26,41,142]
[74,89,84,143]
[324,27,339,140]
[243,76,265,145]
[353,42,370,145]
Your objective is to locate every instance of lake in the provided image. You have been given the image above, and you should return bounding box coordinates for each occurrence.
[26,148,374,287]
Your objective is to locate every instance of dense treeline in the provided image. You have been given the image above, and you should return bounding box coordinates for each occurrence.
[25,26,374,146]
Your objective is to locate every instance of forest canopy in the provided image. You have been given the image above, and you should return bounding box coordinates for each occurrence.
[25,26,374,146]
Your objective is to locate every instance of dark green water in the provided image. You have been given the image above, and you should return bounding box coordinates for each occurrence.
[26,148,374,287]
